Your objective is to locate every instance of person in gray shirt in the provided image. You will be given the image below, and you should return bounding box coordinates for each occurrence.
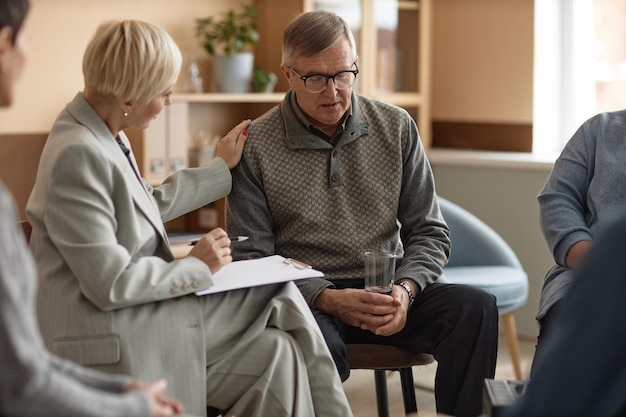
[534,110,626,376]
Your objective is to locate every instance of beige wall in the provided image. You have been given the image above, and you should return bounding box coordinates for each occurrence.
[0,0,246,133]
[432,0,534,123]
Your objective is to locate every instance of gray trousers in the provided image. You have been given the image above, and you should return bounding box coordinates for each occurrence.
[203,282,353,417]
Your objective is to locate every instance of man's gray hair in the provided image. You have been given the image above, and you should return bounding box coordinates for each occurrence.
[282,10,357,66]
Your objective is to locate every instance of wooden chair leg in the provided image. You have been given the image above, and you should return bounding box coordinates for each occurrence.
[502,312,523,380]
[374,369,390,417]
[399,367,418,414]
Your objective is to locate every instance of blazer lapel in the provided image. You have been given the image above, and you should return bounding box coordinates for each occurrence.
[111,135,168,239]
[66,94,169,242]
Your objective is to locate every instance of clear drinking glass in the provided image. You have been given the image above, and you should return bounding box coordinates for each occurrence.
[364,250,397,295]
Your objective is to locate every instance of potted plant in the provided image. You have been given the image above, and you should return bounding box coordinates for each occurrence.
[252,67,278,93]
[195,4,259,93]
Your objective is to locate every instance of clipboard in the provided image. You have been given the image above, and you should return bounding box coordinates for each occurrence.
[195,255,323,296]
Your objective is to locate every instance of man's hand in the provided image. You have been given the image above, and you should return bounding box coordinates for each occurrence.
[367,284,410,336]
[314,287,408,336]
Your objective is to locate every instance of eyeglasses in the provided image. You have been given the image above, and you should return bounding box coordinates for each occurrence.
[288,64,359,93]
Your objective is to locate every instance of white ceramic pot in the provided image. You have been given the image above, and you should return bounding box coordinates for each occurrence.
[212,52,254,93]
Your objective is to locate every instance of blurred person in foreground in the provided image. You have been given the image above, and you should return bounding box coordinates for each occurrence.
[501,212,626,417]
[26,18,353,417]
[227,10,499,417]
[0,2,184,416]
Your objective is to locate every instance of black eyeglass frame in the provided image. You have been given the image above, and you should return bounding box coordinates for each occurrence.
[288,63,359,93]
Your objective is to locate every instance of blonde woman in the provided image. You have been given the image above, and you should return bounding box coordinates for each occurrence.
[0,3,184,416]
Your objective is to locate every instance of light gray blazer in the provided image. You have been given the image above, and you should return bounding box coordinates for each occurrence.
[26,93,231,415]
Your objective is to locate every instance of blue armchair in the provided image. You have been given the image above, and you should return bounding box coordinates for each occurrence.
[438,197,529,379]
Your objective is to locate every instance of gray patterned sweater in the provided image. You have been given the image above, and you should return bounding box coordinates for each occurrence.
[228,90,450,305]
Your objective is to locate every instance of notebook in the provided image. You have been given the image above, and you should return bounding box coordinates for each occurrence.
[195,255,323,295]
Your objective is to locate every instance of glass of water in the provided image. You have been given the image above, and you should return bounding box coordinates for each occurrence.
[364,250,397,295]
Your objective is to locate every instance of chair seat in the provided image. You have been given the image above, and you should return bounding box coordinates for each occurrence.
[347,344,434,370]
[440,266,528,314]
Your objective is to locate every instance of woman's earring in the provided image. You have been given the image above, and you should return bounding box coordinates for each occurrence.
[124,112,128,117]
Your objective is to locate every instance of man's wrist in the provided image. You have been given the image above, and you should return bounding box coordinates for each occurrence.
[395,280,415,307]
[312,287,335,313]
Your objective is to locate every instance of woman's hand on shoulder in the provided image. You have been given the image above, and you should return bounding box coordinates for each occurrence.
[215,119,251,169]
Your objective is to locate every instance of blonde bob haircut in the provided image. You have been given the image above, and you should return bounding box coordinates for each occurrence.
[82,19,182,108]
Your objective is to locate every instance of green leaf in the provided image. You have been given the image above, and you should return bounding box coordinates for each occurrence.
[194,4,259,56]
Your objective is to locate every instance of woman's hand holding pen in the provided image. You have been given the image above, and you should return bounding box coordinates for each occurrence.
[187,228,232,274]
[215,119,251,169]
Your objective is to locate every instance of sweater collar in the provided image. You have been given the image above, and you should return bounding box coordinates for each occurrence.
[280,89,369,150]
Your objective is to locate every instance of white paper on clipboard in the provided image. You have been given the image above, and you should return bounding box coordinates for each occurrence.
[195,255,323,296]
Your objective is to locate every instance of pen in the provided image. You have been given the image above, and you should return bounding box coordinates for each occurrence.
[188,236,249,246]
